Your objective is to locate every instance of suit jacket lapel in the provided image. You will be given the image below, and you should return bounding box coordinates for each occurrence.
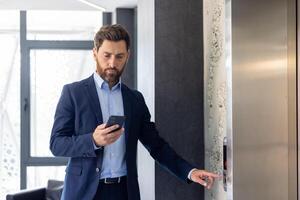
[84,75,103,124]
[121,84,132,144]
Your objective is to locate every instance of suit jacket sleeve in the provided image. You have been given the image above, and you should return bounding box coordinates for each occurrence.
[137,92,195,183]
[50,85,97,158]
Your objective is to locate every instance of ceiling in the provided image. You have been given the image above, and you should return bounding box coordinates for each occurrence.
[0,0,137,11]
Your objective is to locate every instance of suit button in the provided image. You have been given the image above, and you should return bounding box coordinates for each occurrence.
[96,168,100,173]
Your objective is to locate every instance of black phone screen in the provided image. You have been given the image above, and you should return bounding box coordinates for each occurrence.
[105,115,125,131]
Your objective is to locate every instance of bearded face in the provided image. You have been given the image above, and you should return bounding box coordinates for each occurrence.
[93,40,129,87]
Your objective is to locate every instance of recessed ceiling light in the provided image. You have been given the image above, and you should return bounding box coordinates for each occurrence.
[77,0,106,11]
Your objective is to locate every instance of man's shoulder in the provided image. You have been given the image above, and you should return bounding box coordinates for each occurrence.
[121,84,144,102]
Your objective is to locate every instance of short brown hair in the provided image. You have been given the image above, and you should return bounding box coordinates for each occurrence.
[94,24,130,51]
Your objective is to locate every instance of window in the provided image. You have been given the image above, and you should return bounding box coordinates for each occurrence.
[27,166,66,189]
[27,10,101,40]
[30,50,95,157]
[21,10,102,189]
[0,10,102,199]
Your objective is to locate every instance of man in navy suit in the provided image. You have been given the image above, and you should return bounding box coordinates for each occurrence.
[50,24,219,200]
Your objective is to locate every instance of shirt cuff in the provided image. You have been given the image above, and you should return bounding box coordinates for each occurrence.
[188,168,197,180]
[93,141,102,150]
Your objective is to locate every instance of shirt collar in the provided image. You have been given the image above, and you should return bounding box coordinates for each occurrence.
[93,71,121,91]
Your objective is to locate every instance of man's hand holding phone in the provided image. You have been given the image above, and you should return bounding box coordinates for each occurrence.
[92,116,125,147]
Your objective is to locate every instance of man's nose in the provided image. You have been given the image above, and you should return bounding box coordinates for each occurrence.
[108,57,117,68]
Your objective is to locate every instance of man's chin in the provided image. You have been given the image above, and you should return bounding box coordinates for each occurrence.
[104,76,119,84]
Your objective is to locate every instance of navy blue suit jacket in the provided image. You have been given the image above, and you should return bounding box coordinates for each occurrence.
[50,75,194,200]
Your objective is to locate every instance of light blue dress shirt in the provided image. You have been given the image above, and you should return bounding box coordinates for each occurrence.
[93,72,127,179]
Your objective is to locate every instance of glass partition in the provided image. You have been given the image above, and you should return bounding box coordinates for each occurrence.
[0,10,20,200]
[30,49,95,157]
[27,11,102,40]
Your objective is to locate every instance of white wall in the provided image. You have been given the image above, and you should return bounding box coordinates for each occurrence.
[137,0,155,200]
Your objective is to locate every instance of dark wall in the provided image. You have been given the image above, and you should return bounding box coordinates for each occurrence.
[155,0,204,199]
[116,8,137,89]
[102,12,112,25]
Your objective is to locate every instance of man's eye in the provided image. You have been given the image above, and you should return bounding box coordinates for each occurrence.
[116,56,124,59]
[104,55,110,58]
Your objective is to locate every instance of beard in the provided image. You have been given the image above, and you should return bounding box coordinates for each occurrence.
[95,59,125,86]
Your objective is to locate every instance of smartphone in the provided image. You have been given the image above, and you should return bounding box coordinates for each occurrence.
[105,115,125,132]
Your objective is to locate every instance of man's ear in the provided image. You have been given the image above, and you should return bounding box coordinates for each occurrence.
[92,47,97,60]
[126,50,131,63]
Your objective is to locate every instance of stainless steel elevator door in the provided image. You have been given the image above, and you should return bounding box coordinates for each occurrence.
[231,0,297,199]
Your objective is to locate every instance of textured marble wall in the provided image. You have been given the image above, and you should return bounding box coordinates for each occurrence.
[204,0,227,199]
